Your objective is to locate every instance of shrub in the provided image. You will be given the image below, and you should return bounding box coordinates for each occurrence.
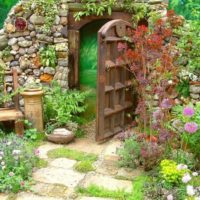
[43,81,89,133]
[0,135,38,193]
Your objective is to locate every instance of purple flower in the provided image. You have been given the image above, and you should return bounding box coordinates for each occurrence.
[182,173,192,183]
[161,98,172,109]
[184,122,198,134]
[153,109,164,121]
[183,107,195,117]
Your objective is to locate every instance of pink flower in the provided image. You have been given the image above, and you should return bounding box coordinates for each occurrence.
[20,181,25,187]
[184,122,198,134]
[167,194,173,200]
[187,185,195,196]
[34,149,40,156]
[182,173,192,183]
[183,107,195,117]
[9,172,15,177]
[161,98,172,109]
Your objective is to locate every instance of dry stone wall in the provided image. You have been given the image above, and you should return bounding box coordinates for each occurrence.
[0,0,70,101]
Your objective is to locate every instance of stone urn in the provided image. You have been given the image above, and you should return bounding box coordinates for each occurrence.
[21,87,44,132]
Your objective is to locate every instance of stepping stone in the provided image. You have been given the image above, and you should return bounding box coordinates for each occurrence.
[49,158,77,169]
[116,168,143,180]
[79,197,113,200]
[37,143,62,159]
[0,194,8,200]
[31,182,68,198]
[33,167,85,188]
[81,173,133,193]
[16,192,64,200]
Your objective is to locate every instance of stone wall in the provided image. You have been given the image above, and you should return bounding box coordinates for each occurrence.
[0,0,166,108]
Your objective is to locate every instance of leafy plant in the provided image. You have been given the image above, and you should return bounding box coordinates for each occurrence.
[43,81,89,133]
[24,120,38,141]
[176,79,190,98]
[39,46,57,68]
[74,160,95,173]
[118,136,141,169]
[74,0,150,26]
[0,134,38,193]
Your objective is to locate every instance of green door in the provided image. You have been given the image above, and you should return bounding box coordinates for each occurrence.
[79,20,109,121]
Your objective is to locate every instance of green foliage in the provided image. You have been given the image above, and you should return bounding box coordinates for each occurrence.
[24,0,60,33]
[24,120,38,141]
[160,160,189,185]
[47,147,97,162]
[35,158,48,168]
[74,160,95,173]
[176,79,190,98]
[74,0,117,21]
[169,0,200,20]
[43,81,89,133]
[77,184,131,199]
[0,0,18,28]
[39,46,57,68]
[75,128,86,138]
[74,0,149,26]
[118,136,141,169]
[175,21,200,74]
[0,134,38,193]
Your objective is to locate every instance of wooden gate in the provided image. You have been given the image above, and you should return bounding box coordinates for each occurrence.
[96,19,135,142]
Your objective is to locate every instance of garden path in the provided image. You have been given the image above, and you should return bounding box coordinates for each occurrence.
[1,137,142,200]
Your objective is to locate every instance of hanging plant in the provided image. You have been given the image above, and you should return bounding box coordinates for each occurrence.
[14,17,27,31]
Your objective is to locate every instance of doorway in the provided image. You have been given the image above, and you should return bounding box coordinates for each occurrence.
[79,20,109,121]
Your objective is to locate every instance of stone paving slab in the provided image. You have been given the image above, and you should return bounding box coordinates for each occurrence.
[31,182,68,198]
[78,197,113,200]
[0,193,8,200]
[37,143,63,159]
[33,167,85,188]
[49,158,77,169]
[16,192,64,200]
[80,173,133,193]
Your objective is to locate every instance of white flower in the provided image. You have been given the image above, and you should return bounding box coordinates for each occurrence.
[192,172,198,177]
[12,150,21,155]
[2,166,6,170]
[0,156,2,160]
[0,151,3,156]
[168,80,173,85]
[167,194,173,200]
[6,141,11,146]
[1,161,5,166]
[187,185,195,196]
[182,173,192,183]
[177,164,188,170]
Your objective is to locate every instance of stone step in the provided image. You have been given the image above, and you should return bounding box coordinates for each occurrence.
[80,173,133,193]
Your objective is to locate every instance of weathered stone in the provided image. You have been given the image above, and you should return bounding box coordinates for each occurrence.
[18,40,32,48]
[18,77,25,85]
[26,76,35,84]
[49,158,76,169]
[56,25,64,32]
[8,37,18,46]
[19,99,24,106]
[10,50,18,55]
[44,67,55,75]
[0,35,8,50]
[60,17,68,26]
[33,167,85,187]
[58,9,68,17]
[8,31,30,38]
[19,56,31,70]
[30,31,36,37]
[54,38,68,43]
[55,43,68,52]
[57,51,68,59]
[31,183,68,198]
[36,34,53,43]
[19,48,26,55]
[28,24,35,31]
[0,193,8,200]
[33,69,41,76]
[12,44,20,51]
[190,93,200,99]
[27,46,37,54]
[5,23,15,33]
[16,192,63,200]
[25,69,33,74]
[58,59,68,67]
[190,85,200,94]
[5,76,13,82]
[61,26,68,38]
[18,37,25,42]
[80,173,132,193]
[30,14,45,25]
[10,61,19,67]
[54,15,60,25]
[53,32,62,37]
